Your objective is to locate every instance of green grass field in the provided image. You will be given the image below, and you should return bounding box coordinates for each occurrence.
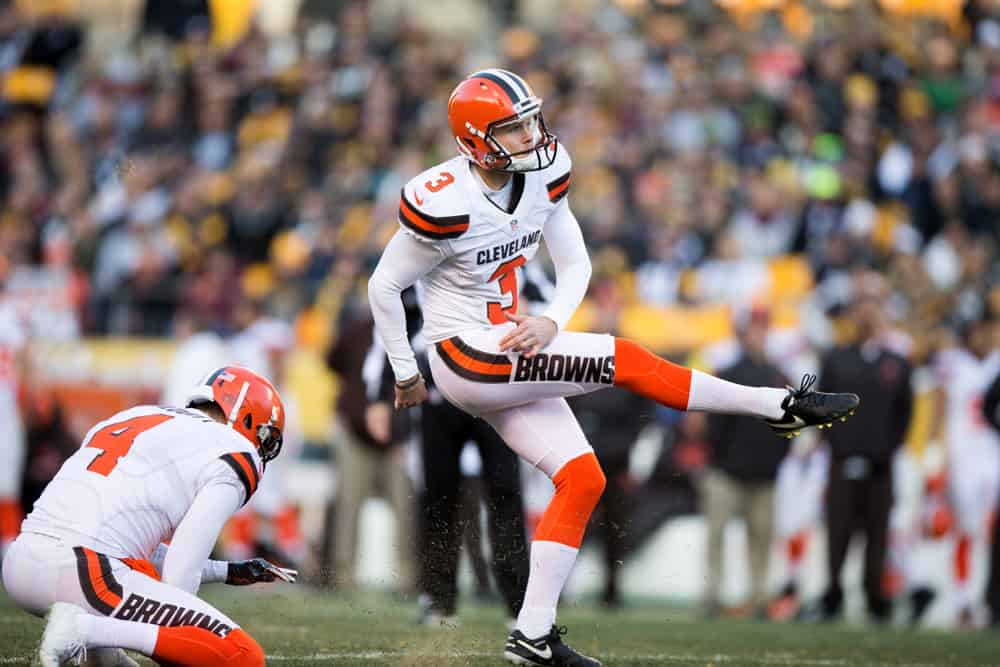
[3,586,1000,666]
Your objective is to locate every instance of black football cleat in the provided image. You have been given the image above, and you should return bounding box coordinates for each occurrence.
[504,625,602,666]
[765,374,859,439]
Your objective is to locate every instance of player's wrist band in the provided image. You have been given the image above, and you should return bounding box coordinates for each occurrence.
[396,375,421,389]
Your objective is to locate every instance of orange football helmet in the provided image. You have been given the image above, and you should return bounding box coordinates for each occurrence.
[447,69,557,172]
[186,366,285,463]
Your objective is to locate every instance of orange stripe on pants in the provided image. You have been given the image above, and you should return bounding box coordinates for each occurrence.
[84,549,123,609]
[440,339,511,378]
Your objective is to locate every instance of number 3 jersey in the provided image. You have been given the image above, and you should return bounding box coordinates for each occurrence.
[372,142,583,381]
[21,405,262,560]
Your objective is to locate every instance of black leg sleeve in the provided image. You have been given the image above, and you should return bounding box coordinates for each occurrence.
[419,402,466,614]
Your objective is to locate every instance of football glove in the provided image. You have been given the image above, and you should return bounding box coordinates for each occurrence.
[226,558,298,585]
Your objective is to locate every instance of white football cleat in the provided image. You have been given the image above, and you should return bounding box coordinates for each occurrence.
[38,602,88,667]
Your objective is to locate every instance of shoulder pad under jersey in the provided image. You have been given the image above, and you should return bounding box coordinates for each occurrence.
[398,161,471,241]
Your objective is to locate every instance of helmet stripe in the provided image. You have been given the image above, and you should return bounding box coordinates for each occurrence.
[228,381,250,426]
[496,69,531,98]
[204,367,228,386]
[471,71,520,105]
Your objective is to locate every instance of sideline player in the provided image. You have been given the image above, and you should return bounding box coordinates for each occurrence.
[368,69,860,666]
[932,316,1000,626]
[0,297,28,557]
[1,366,296,666]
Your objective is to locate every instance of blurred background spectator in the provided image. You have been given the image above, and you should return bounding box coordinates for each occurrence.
[929,313,1000,627]
[983,367,1000,625]
[18,389,75,515]
[569,273,656,609]
[0,0,997,630]
[816,280,914,623]
[326,308,415,593]
[699,304,789,620]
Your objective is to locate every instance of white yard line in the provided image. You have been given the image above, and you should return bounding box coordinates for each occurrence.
[0,652,941,666]
[264,651,861,665]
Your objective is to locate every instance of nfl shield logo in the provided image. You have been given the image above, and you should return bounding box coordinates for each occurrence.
[510,219,519,232]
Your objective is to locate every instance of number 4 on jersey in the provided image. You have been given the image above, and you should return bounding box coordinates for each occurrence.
[85,414,173,476]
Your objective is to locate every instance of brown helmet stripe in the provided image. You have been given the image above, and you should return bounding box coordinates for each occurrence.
[470,71,519,105]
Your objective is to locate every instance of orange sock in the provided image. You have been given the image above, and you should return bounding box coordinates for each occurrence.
[955,534,971,583]
[153,627,264,667]
[787,531,808,563]
[613,338,692,411]
[534,452,606,548]
[0,498,22,542]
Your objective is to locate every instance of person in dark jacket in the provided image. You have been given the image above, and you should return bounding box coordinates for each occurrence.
[19,391,76,516]
[818,295,913,622]
[326,312,416,592]
[701,305,789,618]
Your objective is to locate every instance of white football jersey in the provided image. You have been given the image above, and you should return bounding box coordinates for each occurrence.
[0,303,26,417]
[22,405,262,560]
[938,348,1000,451]
[397,143,572,343]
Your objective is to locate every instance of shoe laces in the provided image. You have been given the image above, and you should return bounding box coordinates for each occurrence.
[69,639,87,665]
[787,373,820,408]
[549,625,568,642]
[66,644,87,666]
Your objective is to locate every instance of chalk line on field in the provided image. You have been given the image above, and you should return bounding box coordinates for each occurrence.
[0,652,943,666]
[264,651,862,665]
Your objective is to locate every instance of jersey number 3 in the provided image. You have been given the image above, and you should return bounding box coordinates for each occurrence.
[85,414,174,476]
[424,171,454,193]
[487,255,527,324]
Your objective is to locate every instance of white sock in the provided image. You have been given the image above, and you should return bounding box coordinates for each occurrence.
[79,614,158,655]
[687,369,788,420]
[516,540,579,639]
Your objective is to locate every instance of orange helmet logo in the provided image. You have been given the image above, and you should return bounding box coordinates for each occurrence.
[447,69,557,172]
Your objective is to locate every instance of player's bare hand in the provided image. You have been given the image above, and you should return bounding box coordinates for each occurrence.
[227,558,298,585]
[499,313,558,358]
[365,401,392,444]
[394,374,428,410]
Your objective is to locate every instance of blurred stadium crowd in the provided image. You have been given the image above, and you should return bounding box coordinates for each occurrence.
[1,0,999,632]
